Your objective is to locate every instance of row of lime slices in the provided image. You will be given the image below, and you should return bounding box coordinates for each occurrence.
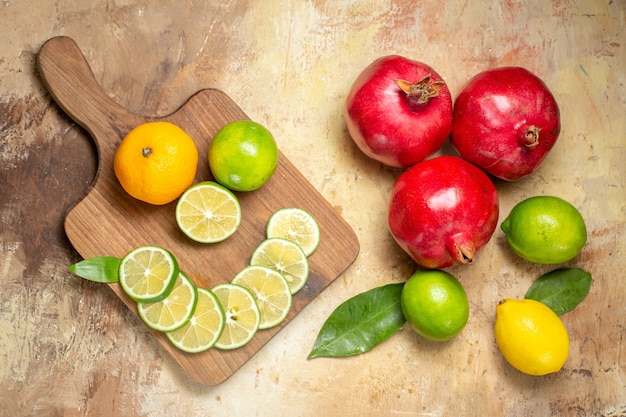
[117,204,320,353]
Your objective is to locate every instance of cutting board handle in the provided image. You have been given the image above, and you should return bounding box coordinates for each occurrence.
[37,36,140,160]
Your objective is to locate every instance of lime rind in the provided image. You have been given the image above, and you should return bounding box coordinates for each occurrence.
[175,181,242,244]
[137,271,199,332]
[231,265,293,330]
[165,287,226,353]
[212,283,261,350]
[249,238,309,295]
[266,207,321,257]
[119,246,179,303]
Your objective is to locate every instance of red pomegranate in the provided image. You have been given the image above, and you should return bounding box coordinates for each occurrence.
[388,156,499,269]
[344,55,453,168]
[451,66,561,181]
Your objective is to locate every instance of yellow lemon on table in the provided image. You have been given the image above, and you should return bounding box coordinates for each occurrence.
[500,196,587,264]
[114,121,198,205]
[208,120,279,192]
[495,298,569,376]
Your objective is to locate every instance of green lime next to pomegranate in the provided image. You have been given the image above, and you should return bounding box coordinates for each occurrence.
[208,120,279,192]
[501,196,587,264]
[400,270,469,342]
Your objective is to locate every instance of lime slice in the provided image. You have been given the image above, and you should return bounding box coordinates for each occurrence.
[175,181,242,243]
[166,287,226,353]
[266,207,320,256]
[249,238,309,295]
[137,271,199,332]
[231,265,293,329]
[119,246,179,303]
[212,283,260,350]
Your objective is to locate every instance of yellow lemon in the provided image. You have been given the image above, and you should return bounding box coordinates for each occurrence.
[495,298,569,376]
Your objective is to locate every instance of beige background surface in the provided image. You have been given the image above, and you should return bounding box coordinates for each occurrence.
[1,1,625,416]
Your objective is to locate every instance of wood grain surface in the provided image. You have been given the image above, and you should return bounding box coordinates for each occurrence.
[1,1,625,416]
[37,36,359,385]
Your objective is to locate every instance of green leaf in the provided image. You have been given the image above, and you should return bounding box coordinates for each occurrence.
[524,267,592,315]
[68,256,121,283]
[308,282,405,359]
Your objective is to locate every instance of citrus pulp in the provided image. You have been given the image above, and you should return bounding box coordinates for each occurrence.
[137,271,198,332]
[266,207,320,256]
[118,246,179,303]
[212,283,261,350]
[231,265,292,329]
[249,238,309,295]
[166,287,226,353]
[175,181,241,243]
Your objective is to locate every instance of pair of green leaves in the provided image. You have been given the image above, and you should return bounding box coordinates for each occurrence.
[308,267,592,359]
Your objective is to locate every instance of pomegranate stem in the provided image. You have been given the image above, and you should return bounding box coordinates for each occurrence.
[524,126,541,149]
[395,75,444,105]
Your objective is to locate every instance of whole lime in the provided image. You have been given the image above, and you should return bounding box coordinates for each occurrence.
[495,298,569,376]
[501,196,587,264]
[208,120,279,192]
[400,270,469,342]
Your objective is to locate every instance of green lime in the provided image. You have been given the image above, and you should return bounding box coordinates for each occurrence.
[166,287,226,353]
[208,120,279,192]
[137,271,199,332]
[212,283,261,350]
[119,246,179,303]
[175,181,242,243]
[400,270,469,342]
[501,196,587,264]
[266,207,321,257]
[249,238,309,295]
[231,265,292,330]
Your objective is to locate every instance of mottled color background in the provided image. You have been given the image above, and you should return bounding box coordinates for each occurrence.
[1,1,624,416]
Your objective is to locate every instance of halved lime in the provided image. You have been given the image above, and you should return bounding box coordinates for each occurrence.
[175,181,241,243]
[119,246,179,303]
[212,283,260,350]
[249,238,309,295]
[231,265,292,329]
[137,271,198,332]
[166,287,226,353]
[266,207,320,256]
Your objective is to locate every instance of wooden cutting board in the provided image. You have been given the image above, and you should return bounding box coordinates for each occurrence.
[37,36,360,385]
